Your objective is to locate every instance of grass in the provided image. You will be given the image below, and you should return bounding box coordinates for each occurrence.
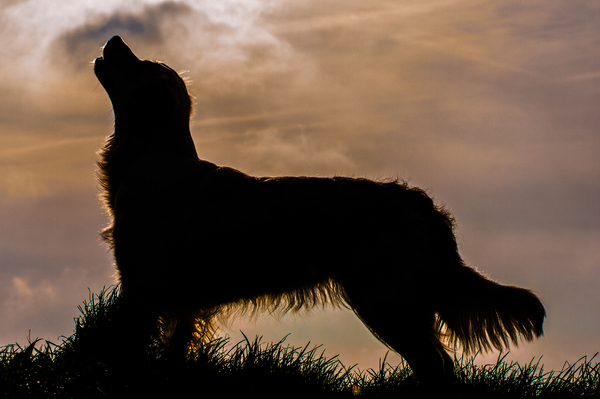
[1,287,598,398]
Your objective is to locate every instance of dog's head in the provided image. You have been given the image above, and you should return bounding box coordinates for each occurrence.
[94,36,192,129]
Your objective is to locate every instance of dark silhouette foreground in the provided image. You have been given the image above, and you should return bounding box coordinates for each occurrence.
[93,35,545,380]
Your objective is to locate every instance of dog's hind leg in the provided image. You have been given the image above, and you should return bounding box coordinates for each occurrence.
[342,281,454,380]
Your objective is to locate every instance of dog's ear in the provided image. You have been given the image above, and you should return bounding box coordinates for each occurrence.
[142,80,179,114]
[120,78,190,128]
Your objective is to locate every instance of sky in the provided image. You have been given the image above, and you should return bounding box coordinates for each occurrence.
[0,0,598,372]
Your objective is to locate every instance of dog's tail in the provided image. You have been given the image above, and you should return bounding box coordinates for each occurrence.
[436,265,545,354]
[400,185,545,353]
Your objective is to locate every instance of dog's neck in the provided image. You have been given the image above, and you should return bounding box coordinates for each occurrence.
[97,118,199,215]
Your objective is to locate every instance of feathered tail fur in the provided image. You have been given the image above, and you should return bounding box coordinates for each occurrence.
[436,265,545,354]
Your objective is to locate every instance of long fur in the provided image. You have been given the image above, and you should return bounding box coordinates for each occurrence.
[436,267,545,353]
[93,36,545,379]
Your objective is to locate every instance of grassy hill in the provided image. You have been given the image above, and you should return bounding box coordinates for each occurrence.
[1,287,598,398]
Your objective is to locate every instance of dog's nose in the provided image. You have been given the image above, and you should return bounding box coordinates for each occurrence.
[102,35,140,67]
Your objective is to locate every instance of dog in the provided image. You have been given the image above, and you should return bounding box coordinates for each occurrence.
[93,35,545,380]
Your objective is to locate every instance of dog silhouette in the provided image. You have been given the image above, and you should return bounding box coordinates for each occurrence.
[94,35,545,380]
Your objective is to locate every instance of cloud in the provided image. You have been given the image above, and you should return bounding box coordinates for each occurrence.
[0,263,114,344]
[54,2,194,69]
[0,276,64,342]
[4,277,57,315]
[2,168,50,199]
[205,126,355,176]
